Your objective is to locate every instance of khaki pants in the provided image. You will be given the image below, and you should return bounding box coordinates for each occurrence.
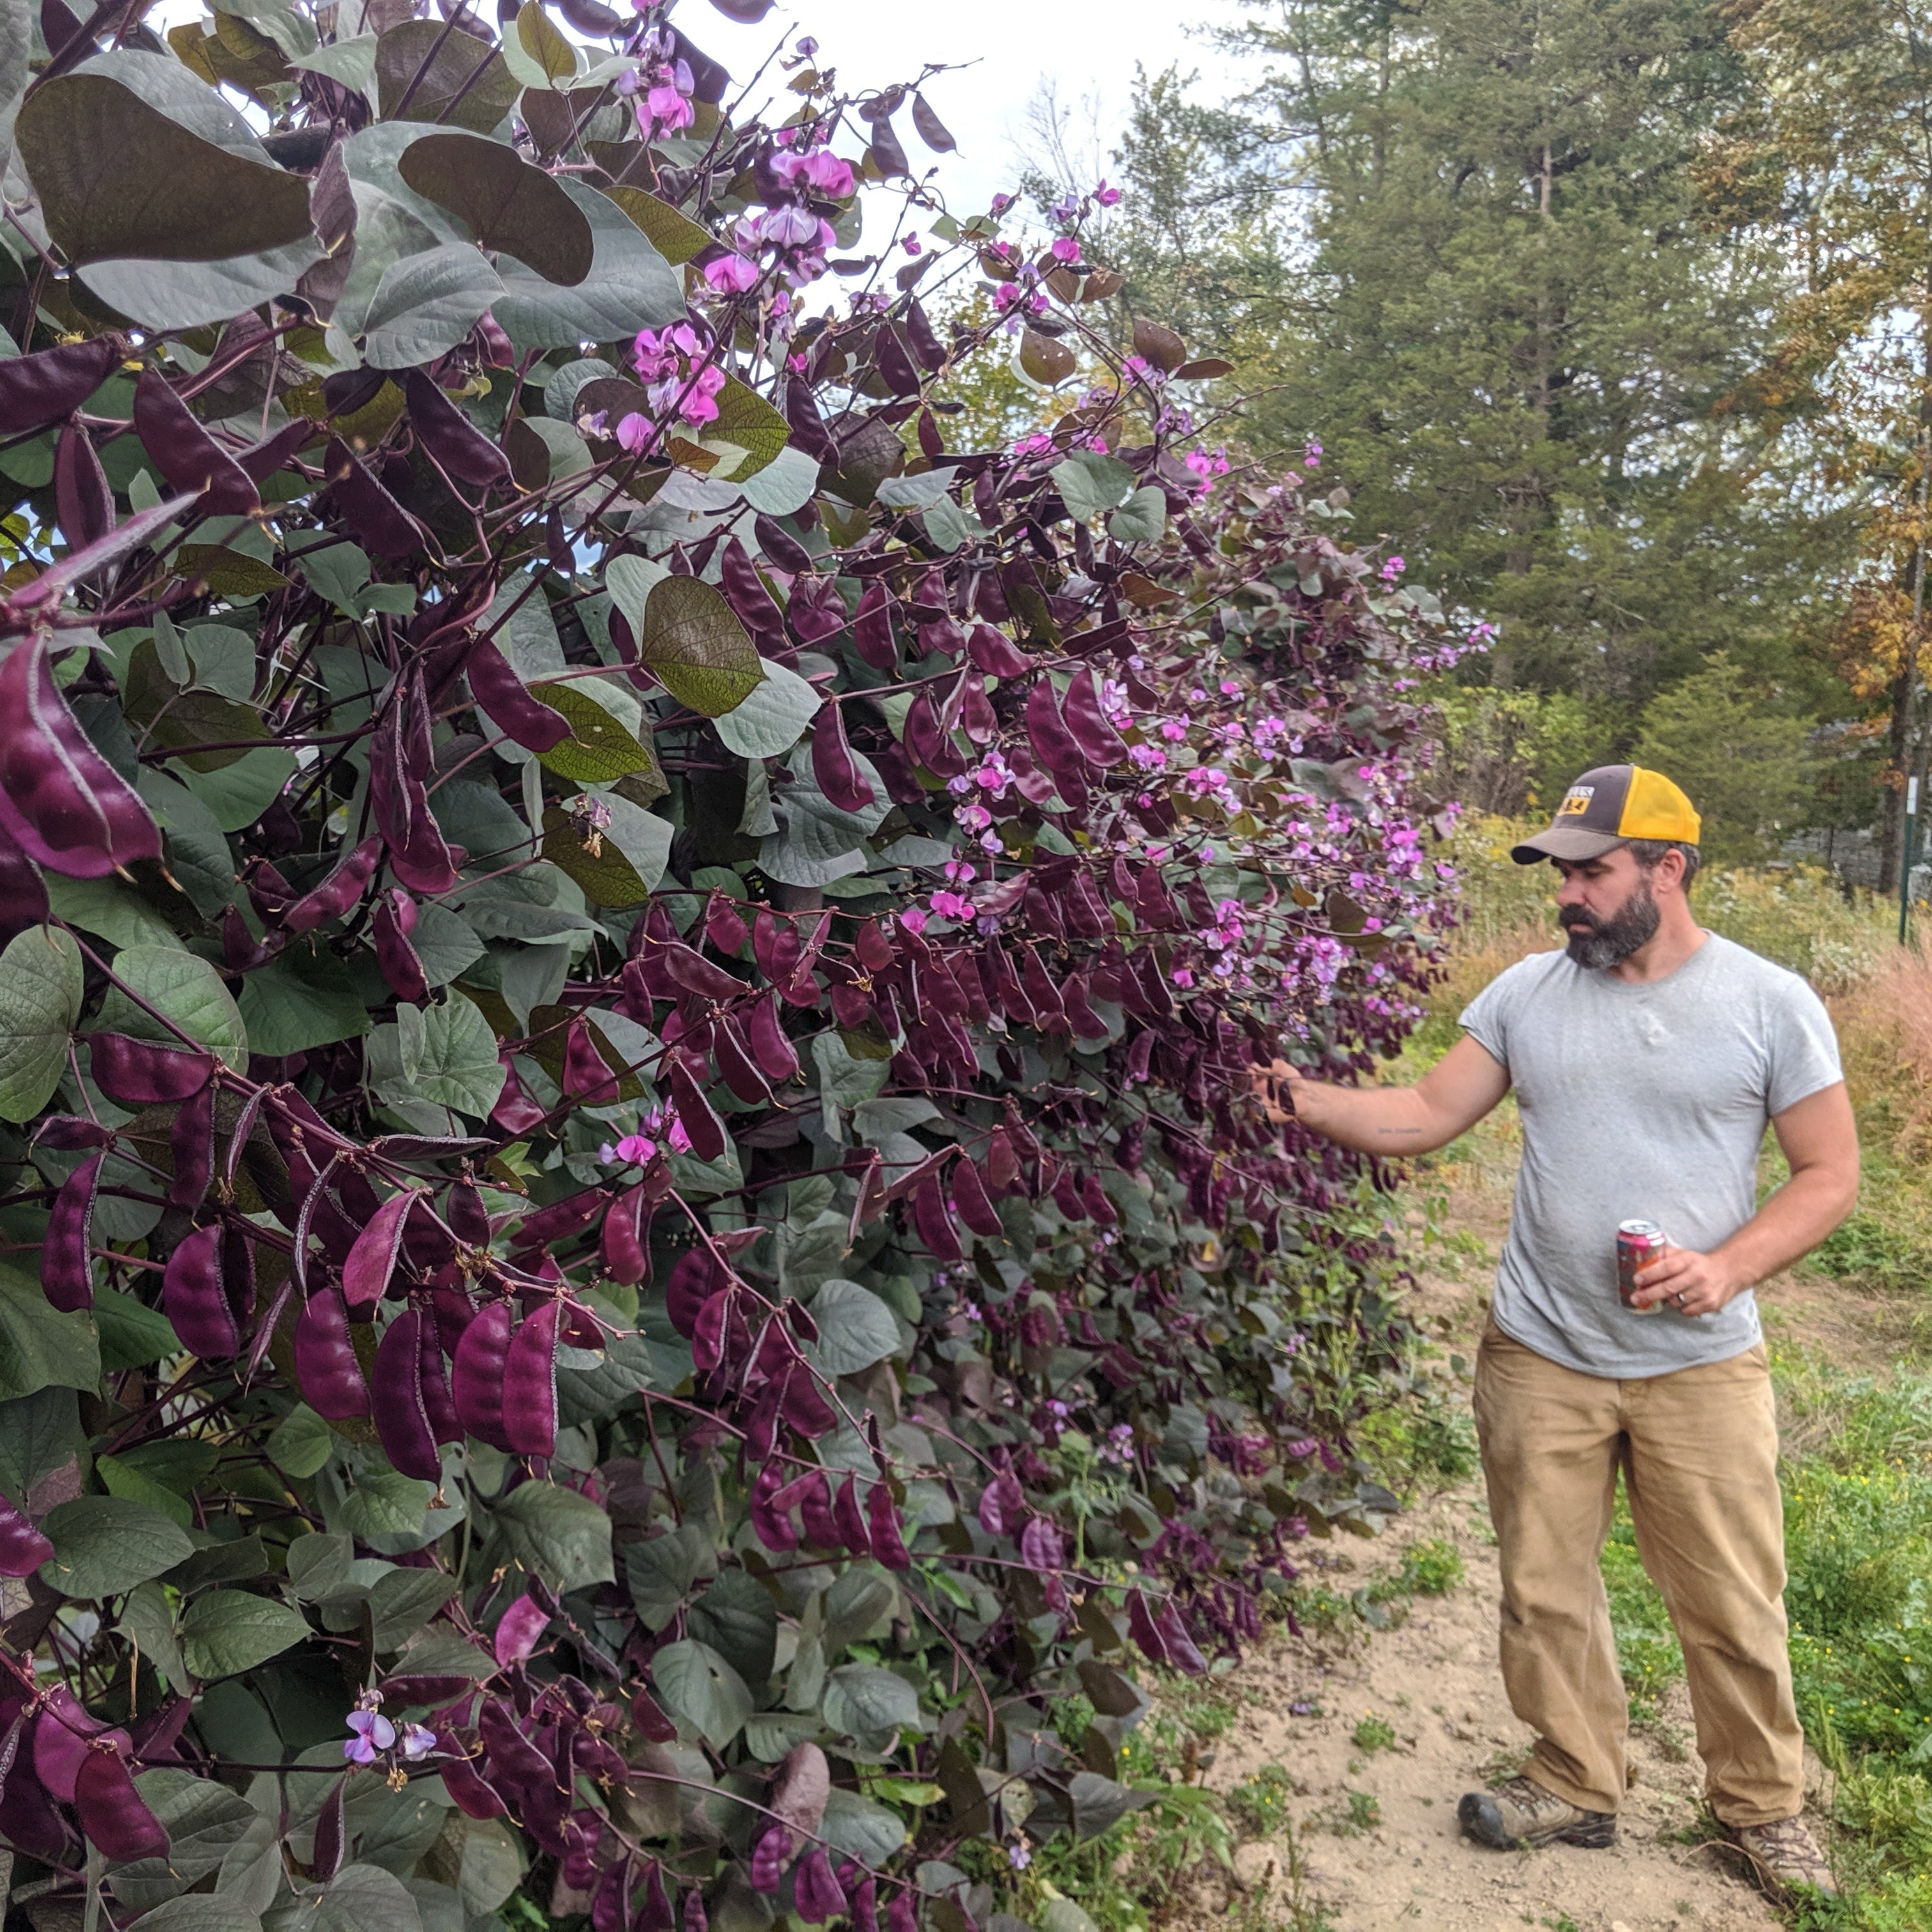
[1471,1319,1805,1824]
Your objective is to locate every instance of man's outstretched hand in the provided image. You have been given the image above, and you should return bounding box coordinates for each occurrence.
[1250,1057,1303,1126]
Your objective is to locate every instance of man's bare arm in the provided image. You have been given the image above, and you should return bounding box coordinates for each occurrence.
[1632,1080,1860,1314]
[1254,1034,1512,1157]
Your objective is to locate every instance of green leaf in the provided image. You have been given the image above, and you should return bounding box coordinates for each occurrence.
[514,0,578,81]
[456,1818,523,1915]
[738,444,822,517]
[122,1578,188,1694]
[818,1786,908,1867]
[638,576,764,718]
[812,1032,889,1110]
[0,1264,100,1402]
[533,682,657,781]
[359,243,506,371]
[339,1468,431,1540]
[93,240,329,334]
[399,132,592,286]
[98,1453,194,1528]
[1052,452,1136,520]
[491,1482,613,1591]
[95,1285,181,1372]
[652,1638,752,1751]
[43,876,188,953]
[98,946,248,1070]
[822,1567,896,1655]
[491,175,682,349]
[601,184,712,265]
[0,1387,79,1499]
[374,21,517,132]
[236,946,372,1055]
[1107,486,1169,544]
[39,1494,195,1598]
[291,33,378,95]
[368,1568,459,1651]
[180,747,298,832]
[714,657,821,758]
[689,1568,778,1689]
[17,57,316,266]
[822,1663,921,1740]
[0,925,82,1123]
[118,1768,257,1902]
[180,1589,311,1680]
[285,1531,356,1604]
[410,905,486,989]
[300,1862,424,1932]
[624,1523,717,1631]
[266,1404,335,1480]
[806,1279,902,1377]
[131,1900,263,1932]
[413,994,505,1117]
[707,378,793,482]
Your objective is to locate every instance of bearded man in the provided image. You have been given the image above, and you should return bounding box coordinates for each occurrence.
[1259,766,1859,1902]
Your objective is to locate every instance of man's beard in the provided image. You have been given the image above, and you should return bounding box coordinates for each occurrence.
[1561,880,1660,969]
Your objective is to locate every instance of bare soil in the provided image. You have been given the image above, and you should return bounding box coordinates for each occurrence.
[1169,1135,1854,1932]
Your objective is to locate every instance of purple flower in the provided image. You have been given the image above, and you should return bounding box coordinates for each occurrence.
[1050,236,1080,263]
[1008,1843,1032,1871]
[759,204,823,249]
[399,1723,437,1761]
[703,254,762,295]
[1094,178,1121,206]
[344,1708,395,1765]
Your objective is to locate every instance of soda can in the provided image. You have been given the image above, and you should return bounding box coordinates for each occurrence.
[1616,1220,1668,1314]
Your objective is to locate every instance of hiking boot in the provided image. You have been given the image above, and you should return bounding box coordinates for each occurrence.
[1457,1774,1616,1850]
[1728,1815,1838,1898]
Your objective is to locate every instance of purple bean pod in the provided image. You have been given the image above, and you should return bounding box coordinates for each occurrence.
[792,1848,847,1925]
[831,1475,870,1554]
[43,1153,101,1312]
[884,1888,917,1932]
[283,834,383,934]
[910,1171,962,1263]
[293,1285,372,1421]
[749,1823,788,1894]
[561,1019,620,1104]
[591,1859,630,1932]
[372,1307,443,1482]
[0,1494,52,1577]
[163,1223,238,1358]
[635,1860,674,1932]
[451,1297,514,1449]
[72,1745,168,1862]
[1062,668,1130,765]
[0,337,117,440]
[808,701,876,813]
[0,819,49,942]
[663,1246,721,1339]
[441,1751,509,1819]
[323,436,426,557]
[89,1033,212,1106]
[601,1186,651,1287]
[741,992,801,1084]
[865,1481,912,1570]
[32,1687,122,1802]
[404,371,512,489]
[311,1775,346,1882]
[703,889,747,956]
[949,1157,1003,1239]
[54,421,114,553]
[666,1057,726,1163]
[466,639,572,753]
[167,1077,215,1211]
[132,367,258,516]
[711,1016,772,1105]
[343,1187,417,1309]
[748,1462,798,1552]
[0,636,163,878]
[417,1312,463,1445]
[501,1300,560,1459]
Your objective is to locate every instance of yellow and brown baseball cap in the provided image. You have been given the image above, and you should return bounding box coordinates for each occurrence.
[1510,765,1701,864]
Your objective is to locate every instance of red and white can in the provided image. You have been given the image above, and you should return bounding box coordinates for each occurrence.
[1616,1220,1669,1314]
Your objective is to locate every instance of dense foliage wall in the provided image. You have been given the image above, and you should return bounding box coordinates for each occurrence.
[0,4,1459,1927]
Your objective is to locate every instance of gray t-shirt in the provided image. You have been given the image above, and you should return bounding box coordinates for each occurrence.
[1459,933,1843,1377]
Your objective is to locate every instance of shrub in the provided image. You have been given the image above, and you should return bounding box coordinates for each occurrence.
[0,3,1464,1924]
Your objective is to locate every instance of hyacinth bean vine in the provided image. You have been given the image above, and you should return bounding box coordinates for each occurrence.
[0,1,1466,1926]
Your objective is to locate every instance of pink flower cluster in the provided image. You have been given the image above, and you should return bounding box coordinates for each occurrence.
[614,322,726,457]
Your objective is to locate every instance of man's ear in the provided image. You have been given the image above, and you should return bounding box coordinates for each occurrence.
[1653,848,1687,897]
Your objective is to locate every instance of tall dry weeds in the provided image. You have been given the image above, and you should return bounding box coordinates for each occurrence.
[1834,931,1932,1163]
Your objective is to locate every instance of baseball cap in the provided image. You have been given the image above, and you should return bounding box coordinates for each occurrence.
[1509,765,1702,864]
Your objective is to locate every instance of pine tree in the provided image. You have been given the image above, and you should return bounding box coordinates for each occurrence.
[1103,1,1854,732]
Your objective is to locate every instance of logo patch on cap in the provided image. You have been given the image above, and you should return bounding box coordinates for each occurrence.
[1557,787,1594,816]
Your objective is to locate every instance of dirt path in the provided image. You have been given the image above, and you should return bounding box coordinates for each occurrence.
[1172,1145,1848,1932]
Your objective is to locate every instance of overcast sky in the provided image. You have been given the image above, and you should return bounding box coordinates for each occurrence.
[687,0,1255,218]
